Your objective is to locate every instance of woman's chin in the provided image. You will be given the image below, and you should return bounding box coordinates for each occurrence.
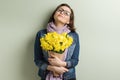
[56,19,66,24]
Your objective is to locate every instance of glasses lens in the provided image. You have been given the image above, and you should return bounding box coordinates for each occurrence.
[64,11,70,16]
[57,9,63,12]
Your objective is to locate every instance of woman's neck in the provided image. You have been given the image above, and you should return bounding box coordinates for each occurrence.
[54,22,65,28]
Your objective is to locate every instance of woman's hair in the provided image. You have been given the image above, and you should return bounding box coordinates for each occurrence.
[48,3,75,32]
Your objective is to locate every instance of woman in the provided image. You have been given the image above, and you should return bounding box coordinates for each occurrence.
[34,3,80,80]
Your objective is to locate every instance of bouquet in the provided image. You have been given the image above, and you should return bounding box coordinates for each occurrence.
[40,32,73,54]
[40,32,73,76]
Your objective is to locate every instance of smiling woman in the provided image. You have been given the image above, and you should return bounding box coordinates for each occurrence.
[54,6,71,25]
[34,3,80,80]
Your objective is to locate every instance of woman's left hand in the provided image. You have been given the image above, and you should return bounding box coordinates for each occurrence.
[48,54,66,67]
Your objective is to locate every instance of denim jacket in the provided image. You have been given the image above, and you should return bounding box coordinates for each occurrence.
[34,29,80,80]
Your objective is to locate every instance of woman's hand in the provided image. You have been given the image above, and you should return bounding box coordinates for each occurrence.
[47,65,68,75]
[48,54,66,67]
[54,66,68,75]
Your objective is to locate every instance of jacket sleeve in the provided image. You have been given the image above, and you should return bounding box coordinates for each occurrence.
[34,31,48,72]
[66,32,80,68]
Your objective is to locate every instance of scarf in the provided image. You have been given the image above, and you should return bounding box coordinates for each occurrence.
[47,22,70,34]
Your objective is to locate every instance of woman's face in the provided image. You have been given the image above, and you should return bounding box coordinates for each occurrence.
[54,6,71,25]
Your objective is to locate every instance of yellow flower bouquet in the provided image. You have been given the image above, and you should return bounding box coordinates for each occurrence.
[40,32,73,76]
[40,32,73,54]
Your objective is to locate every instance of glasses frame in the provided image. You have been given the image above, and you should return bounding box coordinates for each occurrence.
[56,8,71,16]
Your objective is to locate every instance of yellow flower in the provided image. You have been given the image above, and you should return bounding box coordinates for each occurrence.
[40,32,73,54]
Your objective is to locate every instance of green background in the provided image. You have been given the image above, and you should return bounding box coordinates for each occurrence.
[0,0,120,80]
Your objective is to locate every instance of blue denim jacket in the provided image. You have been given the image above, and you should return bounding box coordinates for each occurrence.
[34,29,80,80]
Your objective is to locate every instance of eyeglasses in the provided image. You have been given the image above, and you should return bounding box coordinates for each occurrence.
[57,8,71,16]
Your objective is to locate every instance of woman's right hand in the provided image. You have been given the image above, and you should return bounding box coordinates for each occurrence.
[53,66,69,74]
[47,65,68,74]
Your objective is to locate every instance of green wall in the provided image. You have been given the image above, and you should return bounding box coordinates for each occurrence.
[0,0,120,80]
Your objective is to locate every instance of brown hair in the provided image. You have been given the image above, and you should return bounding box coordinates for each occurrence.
[48,3,75,32]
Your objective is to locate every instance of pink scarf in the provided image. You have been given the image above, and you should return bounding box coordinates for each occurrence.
[46,22,70,80]
[47,22,70,34]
